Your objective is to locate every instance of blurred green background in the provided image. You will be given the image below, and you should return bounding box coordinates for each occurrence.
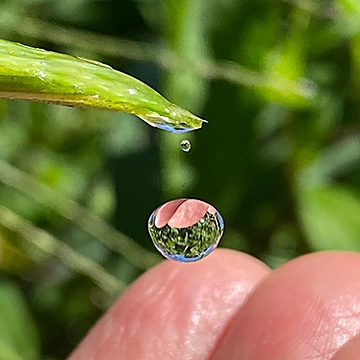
[0,0,360,358]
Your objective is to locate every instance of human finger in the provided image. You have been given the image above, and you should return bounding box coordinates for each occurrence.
[332,333,360,359]
[210,251,360,360]
[68,248,270,360]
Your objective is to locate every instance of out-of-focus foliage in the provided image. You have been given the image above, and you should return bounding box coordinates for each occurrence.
[0,280,39,360]
[0,0,359,358]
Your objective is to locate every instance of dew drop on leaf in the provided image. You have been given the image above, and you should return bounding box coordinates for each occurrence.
[180,139,191,152]
[148,199,224,262]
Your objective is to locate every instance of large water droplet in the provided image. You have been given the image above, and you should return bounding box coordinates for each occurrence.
[180,139,191,152]
[148,199,224,262]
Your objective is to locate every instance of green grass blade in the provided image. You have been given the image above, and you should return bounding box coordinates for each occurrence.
[0,39,206,133]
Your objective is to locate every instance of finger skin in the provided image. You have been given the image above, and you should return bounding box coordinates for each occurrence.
[332,333,360,359]
[68,249,270,360]
[210,251,360,360]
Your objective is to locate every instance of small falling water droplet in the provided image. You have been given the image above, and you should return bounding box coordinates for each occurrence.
[148,198,224,262]
[180,139,191,152]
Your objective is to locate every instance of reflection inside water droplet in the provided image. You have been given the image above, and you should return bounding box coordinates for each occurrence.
[148,199,224,262]
[180,139,191,152]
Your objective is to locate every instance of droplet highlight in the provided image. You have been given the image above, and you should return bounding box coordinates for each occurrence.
[180,139,191,152]
[148,199,224,262]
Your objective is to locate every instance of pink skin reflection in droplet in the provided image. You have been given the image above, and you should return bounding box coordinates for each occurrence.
[154,199,187,228]
[154,199,215,229]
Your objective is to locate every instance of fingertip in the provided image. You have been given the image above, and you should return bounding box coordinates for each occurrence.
[211,251,360,360]
[332,333,360,360]
[68,249,270,360]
